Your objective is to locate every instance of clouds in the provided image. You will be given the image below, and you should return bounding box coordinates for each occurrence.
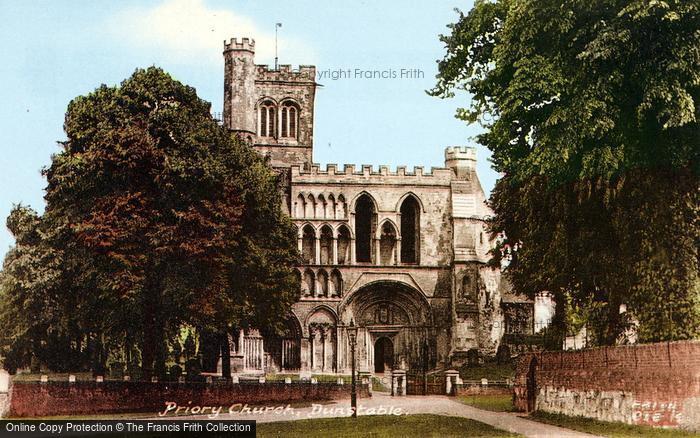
[106,0,315,65]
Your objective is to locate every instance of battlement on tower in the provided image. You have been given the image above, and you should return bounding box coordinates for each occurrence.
[224,37,255,53]
[290,163,454,185]
[444,146,477,162]
[256,64,316,83]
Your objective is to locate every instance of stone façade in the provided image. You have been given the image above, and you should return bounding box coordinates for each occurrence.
[219,37,533,375]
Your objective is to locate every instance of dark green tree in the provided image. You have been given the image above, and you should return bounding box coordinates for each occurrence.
[33,67,299,376]
[432,0,700,345]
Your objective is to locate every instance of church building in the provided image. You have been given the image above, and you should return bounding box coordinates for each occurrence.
[215,37,533,376]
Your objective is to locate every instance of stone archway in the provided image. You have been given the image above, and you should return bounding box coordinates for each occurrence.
[374,337,394,373]
[339,280,433,373]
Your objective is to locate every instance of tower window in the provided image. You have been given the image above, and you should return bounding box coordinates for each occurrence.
[259,101,277,137]
[280,102,299,139]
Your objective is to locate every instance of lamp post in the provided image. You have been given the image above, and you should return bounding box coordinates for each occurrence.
[347,319,358,418]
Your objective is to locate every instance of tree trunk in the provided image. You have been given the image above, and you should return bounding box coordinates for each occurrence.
[220,329,231,380]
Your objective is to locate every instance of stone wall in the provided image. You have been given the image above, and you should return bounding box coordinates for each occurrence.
[8,381,370,418]
[513,340,700,431]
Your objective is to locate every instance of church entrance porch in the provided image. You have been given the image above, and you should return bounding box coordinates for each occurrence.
[339,281,435,374]
[374,336,394,373]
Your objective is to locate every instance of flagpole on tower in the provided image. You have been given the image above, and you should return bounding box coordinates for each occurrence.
[275,23,282,70]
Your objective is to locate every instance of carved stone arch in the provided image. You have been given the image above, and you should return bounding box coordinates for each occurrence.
[306,194,317,219]
[319,224,333,265]
[376,218,400,239]
[301,224,316,264]
[256,96,279,107]
[337,194,347,219]
[334,223,355,239]
[335,224,353,265]
[395,192,426,213]
[327,193,337,220]
[338,280,433,326]
[305,305,339,331]
[316,194,327,219]
[349,191,379,214]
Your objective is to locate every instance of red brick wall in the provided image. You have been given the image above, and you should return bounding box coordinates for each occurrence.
[8,381,370,418]
[513,340,700,431]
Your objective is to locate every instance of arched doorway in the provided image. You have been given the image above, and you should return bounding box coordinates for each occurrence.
[374,337,394,373]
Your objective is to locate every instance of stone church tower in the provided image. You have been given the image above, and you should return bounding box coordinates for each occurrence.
[216,38,532,378]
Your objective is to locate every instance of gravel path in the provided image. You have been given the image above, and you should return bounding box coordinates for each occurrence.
[156,392,601,437]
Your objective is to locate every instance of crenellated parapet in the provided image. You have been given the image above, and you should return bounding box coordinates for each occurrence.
[255,64,316,83]
[290,163,454,185]
[223,37,255,53]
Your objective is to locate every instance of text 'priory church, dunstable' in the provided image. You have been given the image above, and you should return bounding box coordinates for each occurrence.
[205,37,534,377]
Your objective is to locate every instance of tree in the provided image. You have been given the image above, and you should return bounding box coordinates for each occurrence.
[33,67,299,376]
[431,0,700,344]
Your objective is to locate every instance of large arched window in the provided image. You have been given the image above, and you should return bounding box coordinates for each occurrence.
[280,102,299,139]
[258,100,276,137]
[355,194,375,263]
[400,196,421,263]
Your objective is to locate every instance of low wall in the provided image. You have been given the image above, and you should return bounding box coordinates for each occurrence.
[514,340,700,431]
[9,381,370,418]
[455,384,511,396]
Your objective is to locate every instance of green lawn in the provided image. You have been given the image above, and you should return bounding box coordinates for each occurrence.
[257,414,521,437]
[458,394,515,412]
[530,411,699,437]
[458,363,514,382]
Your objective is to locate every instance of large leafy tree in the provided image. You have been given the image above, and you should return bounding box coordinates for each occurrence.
[1,67,301,376]
[432,0,699,345]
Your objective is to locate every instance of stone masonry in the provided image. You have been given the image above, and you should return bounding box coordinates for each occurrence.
[217,37,531,376]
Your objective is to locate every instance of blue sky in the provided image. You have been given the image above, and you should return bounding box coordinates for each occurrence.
[0,0,494,257]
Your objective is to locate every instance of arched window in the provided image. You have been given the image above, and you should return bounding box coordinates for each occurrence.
[330,270,343,297]
[337,225,351,265]
[337,195,347,219]
[317,270,329,298]
[400,196,421,264]
[327,194,337,219]
[303,269,316,297]
[295,194,306,218]
[302,225,316,264]
[280,102,299,139]
[258,100,276,137]
[319,225,333,265]
[306,194,316,218]
[316,194,326,219]
[379,222,397,265]
[355,194,375,263]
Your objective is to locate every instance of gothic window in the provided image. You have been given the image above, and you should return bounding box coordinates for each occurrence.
[337,194,347,219]
[337,225,351,265]
[317,270,329,298]
[327,194,337,219]
[258,100,277,137]
[302,269,315,297]
[330,270,343,297]
[302,225,316,264]
[319,225,333,265]
[306,194,316,218]
[379,222,397,265]
[400,195,421,264]
[280,102,299,139]
[355,194,375,263]
[295,194,306,218]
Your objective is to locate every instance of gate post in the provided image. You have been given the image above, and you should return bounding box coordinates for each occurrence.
[445,369,460,396]
[391,369,406,396]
